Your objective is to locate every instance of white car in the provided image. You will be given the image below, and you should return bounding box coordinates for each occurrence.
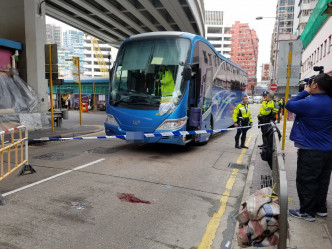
[248,96,254,104]
[253,96,262,104]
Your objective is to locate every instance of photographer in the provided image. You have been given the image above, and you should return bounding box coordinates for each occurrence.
[286,73,332,222]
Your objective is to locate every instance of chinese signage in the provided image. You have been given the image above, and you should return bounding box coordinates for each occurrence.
[261,63,271,82]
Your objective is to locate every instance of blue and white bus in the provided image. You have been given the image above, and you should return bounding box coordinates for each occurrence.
[105,32,248,145]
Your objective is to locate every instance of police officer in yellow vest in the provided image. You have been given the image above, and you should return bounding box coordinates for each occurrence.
[258,92,279,147]
[155,65,175,97]
[233,95,253,149]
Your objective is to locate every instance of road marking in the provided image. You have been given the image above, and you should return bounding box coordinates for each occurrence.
[3,158,105,197]
[198,134,253,249]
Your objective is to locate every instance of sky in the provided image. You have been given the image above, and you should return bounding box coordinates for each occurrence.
[47,0,278,80]
[204,0,278,80]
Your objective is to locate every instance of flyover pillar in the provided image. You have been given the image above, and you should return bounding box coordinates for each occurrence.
[0,0,48,112]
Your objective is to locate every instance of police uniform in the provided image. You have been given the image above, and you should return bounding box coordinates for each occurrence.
[258,93,279,146]
[233,102,253,149]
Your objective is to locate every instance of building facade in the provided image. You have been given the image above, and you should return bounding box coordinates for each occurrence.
[83,35,117,78]
[296,0,318,37]
[228,21,259,93]
[63,30,84,49]
[46,24,62,47]
[204,10,232,58]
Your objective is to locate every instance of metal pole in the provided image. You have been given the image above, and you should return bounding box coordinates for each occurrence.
[49,45,54,132]
[281,42,293,150]
[78,59,82,126]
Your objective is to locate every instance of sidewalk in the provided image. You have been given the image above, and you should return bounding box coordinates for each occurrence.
[232,119,332,248]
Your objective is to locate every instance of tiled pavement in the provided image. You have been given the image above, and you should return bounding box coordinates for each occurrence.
[250,120,332,248]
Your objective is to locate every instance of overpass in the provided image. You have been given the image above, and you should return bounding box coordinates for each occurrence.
[1,0,205,112]
[46,0,205,46]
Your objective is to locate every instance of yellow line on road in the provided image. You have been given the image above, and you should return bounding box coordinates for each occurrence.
[198,134,253,249]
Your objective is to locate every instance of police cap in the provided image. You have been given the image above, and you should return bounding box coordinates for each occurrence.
[262,91,269,96]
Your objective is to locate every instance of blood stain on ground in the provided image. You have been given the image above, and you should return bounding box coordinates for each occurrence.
[117,193,151,204]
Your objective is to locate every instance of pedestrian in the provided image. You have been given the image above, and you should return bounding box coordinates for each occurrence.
[257,92,279,147]
[287,73,332,222]
[65,97,69,109]
[276,97,283,123]
[233,95,253,149]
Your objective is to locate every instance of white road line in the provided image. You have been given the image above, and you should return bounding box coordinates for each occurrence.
[3,158,105,197]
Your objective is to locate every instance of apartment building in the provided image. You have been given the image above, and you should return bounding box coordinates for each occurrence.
[46,24,62,47]
[205,10,232,58]
[228,21,259,92]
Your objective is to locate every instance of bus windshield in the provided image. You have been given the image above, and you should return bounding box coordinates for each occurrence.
[110,37,191,114]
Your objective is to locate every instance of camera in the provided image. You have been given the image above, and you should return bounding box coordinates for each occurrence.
[299,66,324,92]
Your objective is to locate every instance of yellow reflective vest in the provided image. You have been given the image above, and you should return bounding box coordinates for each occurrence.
[233,103,253,124]
[159,69,175,96]
[258,100,279,116]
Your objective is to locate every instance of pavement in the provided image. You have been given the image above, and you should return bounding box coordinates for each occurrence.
[231,118,332,249]
[2,110,332,248]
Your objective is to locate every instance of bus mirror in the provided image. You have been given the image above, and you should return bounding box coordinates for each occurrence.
[182,65,192,81]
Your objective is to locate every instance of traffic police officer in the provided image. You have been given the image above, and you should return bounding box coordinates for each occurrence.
[258,92,279,147]
[233,95,253,149]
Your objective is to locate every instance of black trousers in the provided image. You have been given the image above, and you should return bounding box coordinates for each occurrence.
[297,149,332,216]
[260,121,270,146]
[235,127,249,146]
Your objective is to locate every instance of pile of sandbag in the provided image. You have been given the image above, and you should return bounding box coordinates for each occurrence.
[236,187,280,247]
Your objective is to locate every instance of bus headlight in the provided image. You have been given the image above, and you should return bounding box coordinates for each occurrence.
[105,114,119,126]
[156,117,187,131]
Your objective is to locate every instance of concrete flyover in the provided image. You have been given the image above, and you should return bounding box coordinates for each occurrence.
[45,0,206,46]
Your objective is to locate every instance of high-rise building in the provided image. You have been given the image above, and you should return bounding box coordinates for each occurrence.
[63,30,84,49]
[83,35,118,78]
[296,0,318,37]
[270,0,297,85]
[46,24,62,47]
[228,21,259,93]
[205,10,232,58]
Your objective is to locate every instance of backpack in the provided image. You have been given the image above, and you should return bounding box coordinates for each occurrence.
[260,125,281,169]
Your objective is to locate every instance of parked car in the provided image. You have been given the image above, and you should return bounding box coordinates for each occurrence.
[253,96,262,104]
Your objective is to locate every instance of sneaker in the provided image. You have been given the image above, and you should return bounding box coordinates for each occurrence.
[241,145,249,149]
[258,144,264,148]
[288,209,315,222]
[316,212,327,217]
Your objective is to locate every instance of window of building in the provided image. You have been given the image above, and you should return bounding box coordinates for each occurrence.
[328,36,331,54]
[279,21,285,26]
[320,44,323,60]
[288,0,294,4]
[324,40,327,57]
[287,14,294,18]
[279,7,285,12]
[287,6,294,11]
[286,21,292,26]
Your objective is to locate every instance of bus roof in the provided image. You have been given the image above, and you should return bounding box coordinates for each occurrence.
[126,31,247,74]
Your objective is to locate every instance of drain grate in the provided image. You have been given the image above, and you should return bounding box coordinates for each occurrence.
[261,175,273,188]
[33,152,76,161]
[228,163,246,169]
[85,147,119,154]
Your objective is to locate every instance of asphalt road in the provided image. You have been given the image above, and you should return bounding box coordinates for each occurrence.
[0,105,262,249]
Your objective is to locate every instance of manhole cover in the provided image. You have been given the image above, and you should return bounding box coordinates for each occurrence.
[33,152,76,161]
[228,163,246,169]
[85,147,119,154]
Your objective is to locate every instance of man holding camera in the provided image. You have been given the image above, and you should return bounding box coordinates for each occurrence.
[287,73,332,222]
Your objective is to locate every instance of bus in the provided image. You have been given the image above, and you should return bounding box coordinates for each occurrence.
[105,32,248,145]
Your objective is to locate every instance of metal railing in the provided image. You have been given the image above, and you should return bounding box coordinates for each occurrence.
[0,125,33,204]
[271,122,288,249]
